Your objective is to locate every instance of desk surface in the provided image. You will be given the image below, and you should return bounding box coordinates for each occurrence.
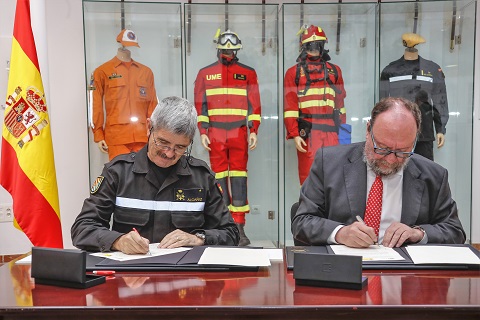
[0,253,479,320]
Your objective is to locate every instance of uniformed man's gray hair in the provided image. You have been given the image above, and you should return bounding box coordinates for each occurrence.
[150,96,197,141]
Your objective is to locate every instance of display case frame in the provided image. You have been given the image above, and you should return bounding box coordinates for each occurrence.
[83,0,183,179]
[378,0,476,242]
[184,3,280,248]
[281,2,378,246]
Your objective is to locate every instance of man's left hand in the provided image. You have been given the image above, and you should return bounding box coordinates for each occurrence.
[382,222,424,247]
[158,229,204,248]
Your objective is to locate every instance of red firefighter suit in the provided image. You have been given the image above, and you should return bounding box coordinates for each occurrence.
[194,60,261,224]
[89,56,158,160]
[284,57,346,185]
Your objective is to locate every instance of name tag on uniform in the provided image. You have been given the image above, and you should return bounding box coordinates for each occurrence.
[234,73,246,81]
[175,188,205,202]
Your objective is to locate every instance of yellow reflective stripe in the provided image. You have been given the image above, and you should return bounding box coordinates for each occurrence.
[215,171,229,179]
[284,110,299,118]
[208,109,248,116]
[229,170,247,177]
[206,88,247,96]
[300,99,335,109]
[248,114,261,122]
[339,107,346,114]
[302,87,336,96]
[197,115,209,123]
[229,204,250,212]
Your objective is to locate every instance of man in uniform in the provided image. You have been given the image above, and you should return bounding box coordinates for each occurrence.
[89,29,158,160]
[72,96,240,254]
[194,29,262,246]
[284,25,347,185]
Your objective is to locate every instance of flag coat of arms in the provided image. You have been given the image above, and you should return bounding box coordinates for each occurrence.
[0,0,63,248]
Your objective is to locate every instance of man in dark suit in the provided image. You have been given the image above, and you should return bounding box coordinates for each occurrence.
[291,97,465,248]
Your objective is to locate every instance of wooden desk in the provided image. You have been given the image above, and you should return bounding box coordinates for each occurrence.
[0,255,478,320]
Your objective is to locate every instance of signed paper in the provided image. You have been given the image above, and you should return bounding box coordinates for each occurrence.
[90,244,191,261]
[330,244,405,261]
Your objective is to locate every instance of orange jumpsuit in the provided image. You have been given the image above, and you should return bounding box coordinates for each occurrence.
[284,57,346,185]
[89,56,157,160]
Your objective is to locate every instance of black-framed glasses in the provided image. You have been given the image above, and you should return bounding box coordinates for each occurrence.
[370,125,417,159]
[151,131,189,155]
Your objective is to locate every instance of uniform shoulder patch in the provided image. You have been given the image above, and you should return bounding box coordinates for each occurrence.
[90,176,104,194]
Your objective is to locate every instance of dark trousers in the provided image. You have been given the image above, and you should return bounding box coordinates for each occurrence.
[414,141,434,161]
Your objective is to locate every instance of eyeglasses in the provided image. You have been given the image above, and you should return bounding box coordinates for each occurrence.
[370,125,416,159]
[151,131,189,155]
[218,33,241,46]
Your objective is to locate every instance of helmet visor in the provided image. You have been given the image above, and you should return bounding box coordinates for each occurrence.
[305,41,325,52]
[218,33,240,46]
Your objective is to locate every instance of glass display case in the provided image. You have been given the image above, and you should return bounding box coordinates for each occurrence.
[185,3,280,248]
[81,0,476,248]
[83,1,183,179]
[379,0,476,242]
[281,2,378,246]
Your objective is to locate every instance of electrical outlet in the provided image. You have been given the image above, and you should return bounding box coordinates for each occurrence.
[268,210,275,220]
[0,204,13,222]
[4,205,13,222]
[251,205,260,215]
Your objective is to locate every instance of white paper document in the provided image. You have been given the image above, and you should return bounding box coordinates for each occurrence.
[263,248,284,261]
[330,245,405,261]
[198,247,271,267]
[406,245,480,265]
[90,244,191,261]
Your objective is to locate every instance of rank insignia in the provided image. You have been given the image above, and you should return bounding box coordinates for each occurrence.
[176,189,185,201]
[175,188,205,202]
[90,176,104,194]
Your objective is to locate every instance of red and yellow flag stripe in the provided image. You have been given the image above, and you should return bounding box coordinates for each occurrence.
[0,0,62,248]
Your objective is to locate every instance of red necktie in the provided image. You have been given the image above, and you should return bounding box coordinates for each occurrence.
[368,276,383,305]
[364,175,383,236]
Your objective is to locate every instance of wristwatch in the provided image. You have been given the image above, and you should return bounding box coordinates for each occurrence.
[194,232,206,244]
[412,225,425,234]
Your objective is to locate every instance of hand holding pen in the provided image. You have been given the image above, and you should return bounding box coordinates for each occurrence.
[355,215,380,247]
[132,228,151,255]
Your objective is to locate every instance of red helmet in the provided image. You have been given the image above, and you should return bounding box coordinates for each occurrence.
[300,25,327,45]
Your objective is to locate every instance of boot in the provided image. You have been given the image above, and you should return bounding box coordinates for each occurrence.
[236,223,251,246]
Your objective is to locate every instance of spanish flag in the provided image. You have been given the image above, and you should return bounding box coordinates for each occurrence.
[0,0,63,248]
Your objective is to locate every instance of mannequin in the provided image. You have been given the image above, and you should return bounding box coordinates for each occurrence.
[284,25,347,185]
[379,33,448,161]
[194,29,262,246]
[89,29,158,161]
[116,47,132,62]
[95,47,134,154]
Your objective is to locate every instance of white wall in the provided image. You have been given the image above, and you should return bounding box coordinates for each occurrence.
[0,0,478,254]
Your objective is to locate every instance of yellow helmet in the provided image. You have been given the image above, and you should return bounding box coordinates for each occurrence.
[214,29,242,50]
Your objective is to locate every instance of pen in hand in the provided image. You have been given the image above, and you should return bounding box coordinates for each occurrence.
[355,215,380,246]
[132,227,151,255]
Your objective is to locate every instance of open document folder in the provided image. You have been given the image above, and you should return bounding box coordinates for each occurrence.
[86,246,271,271]
[286,244,480,270]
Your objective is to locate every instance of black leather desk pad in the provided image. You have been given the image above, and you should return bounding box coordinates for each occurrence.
[286,244,480,270]
[87,246,260,272]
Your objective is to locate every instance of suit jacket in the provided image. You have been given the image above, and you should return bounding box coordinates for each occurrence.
[291,142,465,245]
